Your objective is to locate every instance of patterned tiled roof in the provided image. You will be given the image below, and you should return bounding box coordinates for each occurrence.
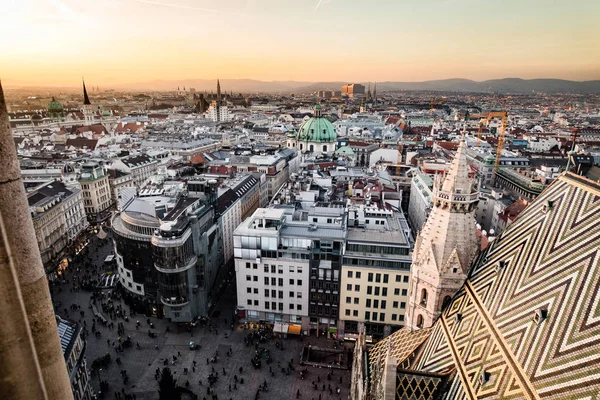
[412,172,600,399]
[369,327,432,366]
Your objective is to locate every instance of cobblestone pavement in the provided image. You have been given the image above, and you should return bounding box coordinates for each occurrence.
[50,232,352,400]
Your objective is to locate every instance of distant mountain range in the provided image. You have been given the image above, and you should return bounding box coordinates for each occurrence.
[6,78,600,94]
[109,78,600,94]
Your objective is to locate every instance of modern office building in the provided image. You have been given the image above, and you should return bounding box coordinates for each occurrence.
[234,206,346,337]
[112,182,224,322]
[339,207,413,340]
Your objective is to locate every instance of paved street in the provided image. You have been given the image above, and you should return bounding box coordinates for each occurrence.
[50,232,352,400]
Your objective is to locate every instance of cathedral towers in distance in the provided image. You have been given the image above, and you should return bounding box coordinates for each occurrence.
[405,135,480,331]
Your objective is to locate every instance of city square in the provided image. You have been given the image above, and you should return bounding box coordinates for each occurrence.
[49,232,352,400]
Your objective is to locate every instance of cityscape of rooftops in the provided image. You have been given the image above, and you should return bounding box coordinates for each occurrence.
[1,1,600,400]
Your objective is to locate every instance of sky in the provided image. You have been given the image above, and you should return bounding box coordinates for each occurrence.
[1,0,599,87]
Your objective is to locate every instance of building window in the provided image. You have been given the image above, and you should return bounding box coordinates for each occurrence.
[365,311,370,320]
[297,280,302,286]
[400,315,405,321]
[356,272,361,279]
[247,299,252,305]
[372,312,378,321]
[253,263,258,269]
[265,302,270,309]
[401,302,406,309]
[264,265,269,273]
[345,309,351,316]
[254,288,258,294]
[421,289,428,307]
[265,289,270,297]
[297,292,302,299]
[246,275,251,281]
[393,301,398,308]
[347,284,352,291]
[381,300,386,309]
[253,276,258,282]
[368,273,373,282]
[289,266,295,273]
[246,262,251,269]
[353,310,358,317]
[383,274,389,284]
[355,285,360,291]
[279,291,283,299]
[382,288,387,296]
[254,300,259,306]
[289,279,295,285]
[278,303,283,311]
[376,273,381,283]
[375,287,380,296]
[290,291,295,298]
[367,286,372,295]
[278,278,283,286]
[366,299,371,308]
[297,304,302,311]
[247,288,251,293]
[297,267,303,274]
[403,276,409,283]
[392,314,397,321]
[271,278,276,285]
[373,300,379,308]
[346,297,351,304]
[290,304,294,310]
[417,314,424,328]
[264,277,269,285]
[380,313,385,322]
[402,289,407,296]
[347,271,353,278]
[354,298,359,304]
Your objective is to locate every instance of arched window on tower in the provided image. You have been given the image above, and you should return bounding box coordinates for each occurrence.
[442,296,452,310]
[322,145,327,152]
[420,288,428,307]
[300,143,303,150]
[309,145,314,152]
[416,314,424,329]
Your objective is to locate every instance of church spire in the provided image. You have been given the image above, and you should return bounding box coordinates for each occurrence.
[373,82,377,103]
[83,79,91,105]
[217,79,221,104]
[405,135,479,331]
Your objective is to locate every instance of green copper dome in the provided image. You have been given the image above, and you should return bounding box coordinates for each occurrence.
[297,105,336,143]
[47,97,63,112]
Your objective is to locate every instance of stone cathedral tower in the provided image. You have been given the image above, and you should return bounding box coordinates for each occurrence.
[406,135,479,331]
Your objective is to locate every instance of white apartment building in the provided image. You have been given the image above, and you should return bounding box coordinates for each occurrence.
[234,208,310,334]
[407,172,433,234]
[28,180,88,276]
[339,207,413,339]
[207,103,233,122]
[110,154,159,188]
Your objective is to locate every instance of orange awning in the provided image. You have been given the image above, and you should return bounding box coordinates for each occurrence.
[288,324,302,335]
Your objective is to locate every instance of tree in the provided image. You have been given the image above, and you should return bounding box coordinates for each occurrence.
[158,367,180,400]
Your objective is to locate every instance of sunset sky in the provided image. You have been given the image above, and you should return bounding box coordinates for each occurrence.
[1,0,599,87]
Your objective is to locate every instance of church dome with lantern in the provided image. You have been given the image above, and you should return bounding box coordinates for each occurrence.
[290,104,337,153]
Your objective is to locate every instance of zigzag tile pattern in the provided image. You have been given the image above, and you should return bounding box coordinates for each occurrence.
[410,174,600,399]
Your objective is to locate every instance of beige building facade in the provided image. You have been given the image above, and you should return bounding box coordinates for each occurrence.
[79,163,112,218]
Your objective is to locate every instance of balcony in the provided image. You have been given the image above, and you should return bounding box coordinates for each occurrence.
[155,255,198,274]
[161,296,189,307]
[433,189,478,204]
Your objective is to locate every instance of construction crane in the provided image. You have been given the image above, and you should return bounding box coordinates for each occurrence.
[477,111,508,147]
[430,98,443,117]
[492,111,509,186]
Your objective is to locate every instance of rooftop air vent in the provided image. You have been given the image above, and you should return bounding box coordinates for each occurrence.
[496,260,505,273]
[455,313,462,324]
[533,308,548,325]
[479,371,490,386]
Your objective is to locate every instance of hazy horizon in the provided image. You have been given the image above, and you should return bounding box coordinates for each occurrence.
[2,0,599,86]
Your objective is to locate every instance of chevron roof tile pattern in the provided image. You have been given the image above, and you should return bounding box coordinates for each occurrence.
[368,173,600,399]
[369,327,432,367]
